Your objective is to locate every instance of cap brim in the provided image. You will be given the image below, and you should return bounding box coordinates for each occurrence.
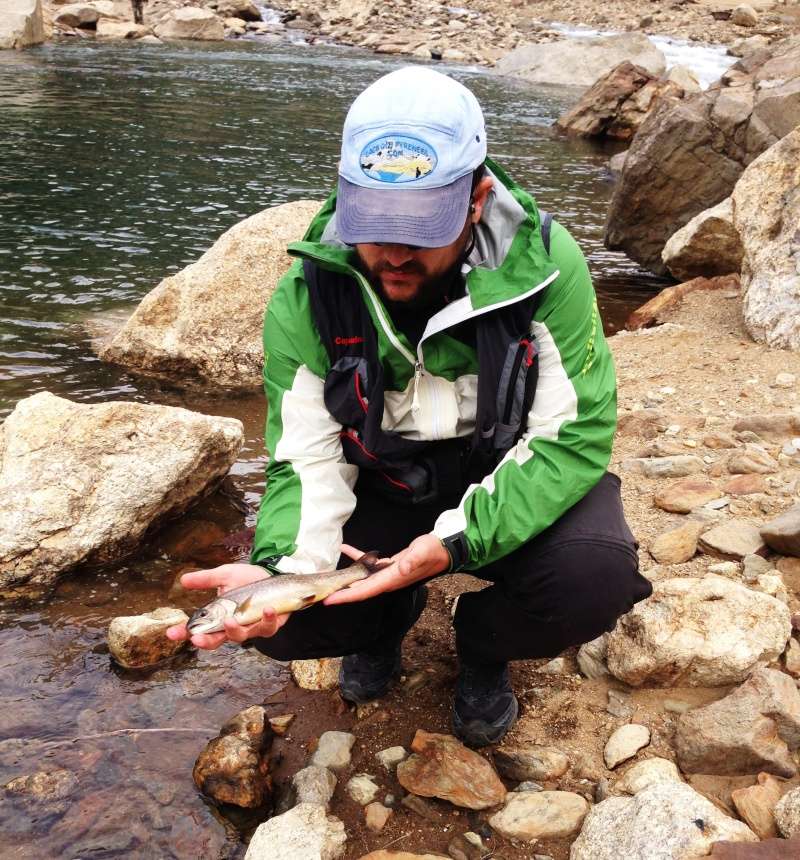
[336,174,472,248]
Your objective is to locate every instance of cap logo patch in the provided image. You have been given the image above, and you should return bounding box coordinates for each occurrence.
[359,134,437,184]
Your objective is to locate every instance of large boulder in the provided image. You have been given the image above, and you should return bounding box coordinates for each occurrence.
[555,62,684,141]
[0,0,44,48]
[98,200,319,391]
[154,6,224,41]
[605,575,791,687]
[733,127,800,350]
[675,668,800,777]
[496,33,666,89]
[0,392,242,593]
[214,0,260,21]
[570,781,758,859]
[661,197,744,281]
[53,0,118,28]
[604,35,800,275]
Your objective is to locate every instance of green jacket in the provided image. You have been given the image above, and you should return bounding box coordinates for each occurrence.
[251,158,617,574]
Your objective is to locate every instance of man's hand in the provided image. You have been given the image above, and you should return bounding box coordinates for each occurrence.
[324,534,450,605]
[165,563,290,651]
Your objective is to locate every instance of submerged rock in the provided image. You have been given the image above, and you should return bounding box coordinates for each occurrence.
[676,668,800,778]
[107,607,188,669]
[245,802,346,860]
[570,782,757,859]
[193,706,274,808]
[606,575,791,687]
[98,200,320,391]
[0,392,242,593]
[397,730,506,810]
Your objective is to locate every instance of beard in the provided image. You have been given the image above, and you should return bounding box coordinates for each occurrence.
[357,253,466,312]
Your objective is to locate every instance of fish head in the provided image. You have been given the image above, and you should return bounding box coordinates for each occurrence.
[186,599,232,635]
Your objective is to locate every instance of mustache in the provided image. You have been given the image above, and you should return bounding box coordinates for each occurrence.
[374,260,426,276]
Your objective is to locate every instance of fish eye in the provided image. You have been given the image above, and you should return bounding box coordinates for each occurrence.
[198,609,207,617]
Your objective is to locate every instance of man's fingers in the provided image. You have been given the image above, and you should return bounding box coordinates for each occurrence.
[324,566,401,604]
[223,609,289,642]
[166,623,189,642]
[180,568,234,591]
[340,544,364,561]
[189,631,228,650]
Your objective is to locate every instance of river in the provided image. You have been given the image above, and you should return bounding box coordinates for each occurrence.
[0,38,669,857]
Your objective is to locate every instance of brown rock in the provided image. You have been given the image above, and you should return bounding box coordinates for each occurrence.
[493,743,569,781]
[654,477,723,513]
[661,199,743,282]
[724,474,768,495]
[396,731,506,810]
[777,557,800,594]
[704,432,739,450]
[727,445,779,475]
[650,521,703,564]
[711,837,800,858]
[675,668,800,778]
[625,275,739,330]
[107,607,188,669]
[617,409,671,438]
[785,639,800,678]
[732,415,800,442]
[731,772,784,839]
[698,519,766,560]
[761,505,800,557]
[364,802,392,832]
[555,61,684,141]
[193,706,273,807]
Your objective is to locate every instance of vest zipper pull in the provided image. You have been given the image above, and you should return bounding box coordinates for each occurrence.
[411,361,423,413]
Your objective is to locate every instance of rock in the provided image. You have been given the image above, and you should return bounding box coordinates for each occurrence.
[607,689,633,720]
[615,757,683,794]
[244,803,346,860]
[96,20,149,39]
[606,575,791,686]
[676,668,800,777]
[654,477,723,513]
[107,607,188,669]
[0,393,242,593]
[3,769,78,806]
[215,0,260,20]
[761,505,800,557]
[734,415,800,441]
[604,36,800,274]
[541,656,569,674]
[496,32,666,89]
[774,372,797,389]
[724,474,767,495]
[661,198,743,282]
[396,730,506,810]
[727,444,779,474]
[154,7,224,40]
[292,765,336,808]
[488,790,588,842]
[775,786,800,837]
[269,714,295,736]
[53,1,117,29]
[311,732,355,772]
[98,201,318,391]
[291,658,341,690]
[139,34,161,44]
[731,772,784,839]
[623,455,704,478]
[555,61,683,141]
[732,5,759,27]
[711,836,800,858]
[358,853,448,860]
[698,519,766,560]
[365,801,391,832]
[666,65,701,94]
[733,127,800,350]
[346,773,379,806]
[577,634,609,678]
[493,743,569,782]
[0,0,44,49]
[729,35,770,58]
[604,724,650,769]
[224,16,246,34]
[649,521,703,564]
[193,706,273,808]
[785,638,800,677]
[446,832,484,860]
[704,432,739,449]
[626,275,740,331]
[607,150,628,180]
[376,746,408,772]
[570,781,757,859]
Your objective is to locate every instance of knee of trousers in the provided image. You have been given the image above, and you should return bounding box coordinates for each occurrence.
[515,540,650,643]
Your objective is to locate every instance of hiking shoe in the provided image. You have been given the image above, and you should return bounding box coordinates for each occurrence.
[452,660,518,747]
[339,586,427,704]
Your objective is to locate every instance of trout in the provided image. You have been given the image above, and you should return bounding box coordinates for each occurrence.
[186,551,386,635]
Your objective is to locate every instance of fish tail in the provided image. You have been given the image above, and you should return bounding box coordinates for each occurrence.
[358,550,391,575]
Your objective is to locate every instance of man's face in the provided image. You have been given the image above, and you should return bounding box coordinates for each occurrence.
[354,176,494,310]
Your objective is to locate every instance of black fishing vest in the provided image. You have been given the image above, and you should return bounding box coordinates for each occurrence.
[304,214,553,507]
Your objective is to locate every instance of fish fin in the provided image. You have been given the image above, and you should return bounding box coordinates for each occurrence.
[298,591,318,609]
[236,595,253,616]
[359,550,392,575]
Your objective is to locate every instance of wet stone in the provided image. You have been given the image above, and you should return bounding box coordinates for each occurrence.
[107,607,188,669]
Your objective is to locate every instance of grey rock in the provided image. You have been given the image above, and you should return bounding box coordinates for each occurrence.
[698,519,766,560]
[292,766,336,808]
[676,668,800,777]
[569,782,757,858]
[622,454,704,478]
[244,803,346,860]
[775,786,800,838]
[345,773,379,806]
[310,731,355,771]
[375,746,408,772]
[577,634,609,679]
[761,505,800,557]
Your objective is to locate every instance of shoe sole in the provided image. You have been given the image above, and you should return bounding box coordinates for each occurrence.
[452,694,519,748]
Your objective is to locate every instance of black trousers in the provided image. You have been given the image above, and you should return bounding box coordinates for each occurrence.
[253,472,652,665]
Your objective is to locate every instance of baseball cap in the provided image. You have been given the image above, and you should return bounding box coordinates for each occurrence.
[337,66,488,248]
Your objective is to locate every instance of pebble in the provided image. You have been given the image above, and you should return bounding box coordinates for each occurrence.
[494,742,570,781]
[724,474,768,495]
[268,714,295,735]
[293,766,337,808]
[364,801,392,832]
[291,658,341,690]
[346,773,379,806]
[728,445,779,475]
[488,790,589,842]
[376,746,408,772]
[623,455,704,478]
[607,689,633,720]
[604,724,651,769]
[742,553,773,582]
[447,832,485,860]
[310,731,355,771]
[515,780,543,792]
[774,373,796,389]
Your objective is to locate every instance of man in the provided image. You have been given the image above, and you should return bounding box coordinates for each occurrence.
[168,67,652,747]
